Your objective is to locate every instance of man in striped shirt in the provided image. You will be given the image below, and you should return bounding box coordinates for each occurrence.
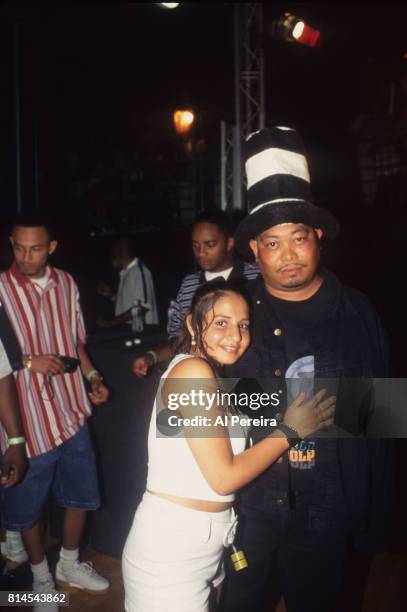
[0,215,110,611]
[132,210,258,377]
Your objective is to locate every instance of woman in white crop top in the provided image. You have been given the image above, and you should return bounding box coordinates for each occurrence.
[122,280,335,612]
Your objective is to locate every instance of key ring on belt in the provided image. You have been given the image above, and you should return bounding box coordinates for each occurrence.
[223,507,238,547]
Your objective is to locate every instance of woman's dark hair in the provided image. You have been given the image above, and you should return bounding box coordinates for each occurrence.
[172,279,251,371]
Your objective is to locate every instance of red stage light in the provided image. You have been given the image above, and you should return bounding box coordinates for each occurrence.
[274,13,321,49]
[292,21,321,48]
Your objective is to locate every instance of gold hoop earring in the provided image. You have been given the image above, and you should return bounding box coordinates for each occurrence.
[191,337,196,348]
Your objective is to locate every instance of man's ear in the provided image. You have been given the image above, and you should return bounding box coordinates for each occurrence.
[226,236,234,252]
[315,229,323,241]
[9,236,14,247]
[249,239,258,261]
[49,240,58,255]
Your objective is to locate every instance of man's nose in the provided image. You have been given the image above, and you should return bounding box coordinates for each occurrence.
[280,241,296,260]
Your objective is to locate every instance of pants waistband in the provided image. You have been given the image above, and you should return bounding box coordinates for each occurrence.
[143,491,233,522]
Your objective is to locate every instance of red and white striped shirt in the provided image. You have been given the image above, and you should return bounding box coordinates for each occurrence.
[0,264,92,458]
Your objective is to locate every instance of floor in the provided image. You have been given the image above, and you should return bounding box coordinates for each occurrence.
[2,545,406,612]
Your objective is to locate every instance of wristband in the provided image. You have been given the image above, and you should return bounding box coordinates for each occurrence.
[8,436,26,446]
[23,354,33,370]
[86,369,102,382]
[277,424,301,448]
[146,350,158,364]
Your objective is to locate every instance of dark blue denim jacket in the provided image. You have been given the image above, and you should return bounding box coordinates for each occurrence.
[227,270,393,552]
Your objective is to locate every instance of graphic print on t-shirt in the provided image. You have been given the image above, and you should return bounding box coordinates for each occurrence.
[286,355,316,470]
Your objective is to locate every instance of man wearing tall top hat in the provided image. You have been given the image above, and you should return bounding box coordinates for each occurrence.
[220,127,393,612]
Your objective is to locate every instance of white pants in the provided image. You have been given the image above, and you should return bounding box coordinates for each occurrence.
[122,492,235,612]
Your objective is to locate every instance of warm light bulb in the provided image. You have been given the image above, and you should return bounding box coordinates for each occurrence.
[173,110,195,134]
[292,21,305,40]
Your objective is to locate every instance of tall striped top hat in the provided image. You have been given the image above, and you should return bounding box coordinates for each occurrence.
[235,126,340,261]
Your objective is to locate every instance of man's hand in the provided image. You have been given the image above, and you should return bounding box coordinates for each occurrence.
[1,445,27,488]
[88,377,110,405]
[30,355,66,376]
[132,354,154,378]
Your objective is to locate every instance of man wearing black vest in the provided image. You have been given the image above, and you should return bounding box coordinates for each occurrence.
[220,127,393,612]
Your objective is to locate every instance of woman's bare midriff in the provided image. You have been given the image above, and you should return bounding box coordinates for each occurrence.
[148,489,233,512]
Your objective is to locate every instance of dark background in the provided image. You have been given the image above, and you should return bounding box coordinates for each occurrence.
[0,2,406,372]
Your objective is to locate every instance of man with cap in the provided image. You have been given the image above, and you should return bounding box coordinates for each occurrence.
[220,127,392,612]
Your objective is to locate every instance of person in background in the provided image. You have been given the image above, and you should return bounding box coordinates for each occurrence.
[0,214,110,612]
[97,237,158,328]
[0,305,28,572]
[132,210,258,377]
[0,344,27,490]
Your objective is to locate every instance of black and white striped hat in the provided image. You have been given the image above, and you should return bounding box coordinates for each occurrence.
[235,126,340,261]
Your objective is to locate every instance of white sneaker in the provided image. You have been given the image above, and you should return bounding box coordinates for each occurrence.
[33,572,59,612]
[55,559,110,594]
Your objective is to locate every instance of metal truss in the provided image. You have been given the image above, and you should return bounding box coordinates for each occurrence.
[220,121,235,212]
[236,2,265,140]
[221,3,265,211]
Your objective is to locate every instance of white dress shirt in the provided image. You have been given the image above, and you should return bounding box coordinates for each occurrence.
[115,258,159,325]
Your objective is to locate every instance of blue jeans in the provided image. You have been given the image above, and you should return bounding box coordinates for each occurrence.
[220,501,349,612]
[1,424,100,531]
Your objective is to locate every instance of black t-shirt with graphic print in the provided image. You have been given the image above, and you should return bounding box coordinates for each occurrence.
[264,275,337,490]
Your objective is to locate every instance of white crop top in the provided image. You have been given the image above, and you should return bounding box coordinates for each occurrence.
[146,354,247,502]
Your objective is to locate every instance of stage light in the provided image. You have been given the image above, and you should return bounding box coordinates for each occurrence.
[173,109,195,135]
[292,21,305,40]
[157,3,180,8]
[274,13,321,48]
